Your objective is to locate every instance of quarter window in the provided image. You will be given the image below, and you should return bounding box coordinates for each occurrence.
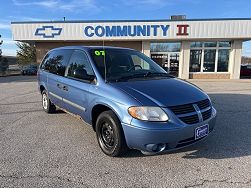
[40,49,72,76]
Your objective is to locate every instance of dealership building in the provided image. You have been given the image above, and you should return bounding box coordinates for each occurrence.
[11,18,251,79]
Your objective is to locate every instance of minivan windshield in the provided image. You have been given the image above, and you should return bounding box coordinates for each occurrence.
[89,48,172,82]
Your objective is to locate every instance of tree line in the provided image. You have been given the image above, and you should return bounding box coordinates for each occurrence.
[241,56,251,65]
[0,35,9,76]
[0,34,36,76]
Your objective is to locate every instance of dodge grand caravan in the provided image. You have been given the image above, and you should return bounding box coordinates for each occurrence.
[38,46,217,157]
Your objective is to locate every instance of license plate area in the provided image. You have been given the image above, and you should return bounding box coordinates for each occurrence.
[195,124,209,140]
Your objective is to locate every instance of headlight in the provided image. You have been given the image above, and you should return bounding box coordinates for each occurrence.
[128,106,169,122]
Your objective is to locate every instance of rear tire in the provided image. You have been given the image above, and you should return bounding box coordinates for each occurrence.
[95,110,128,157]
[41,90,56,113]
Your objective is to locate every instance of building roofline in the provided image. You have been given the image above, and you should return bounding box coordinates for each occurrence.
[11,18,251,24]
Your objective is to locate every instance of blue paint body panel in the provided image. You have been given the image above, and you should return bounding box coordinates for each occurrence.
[38,46,217,153]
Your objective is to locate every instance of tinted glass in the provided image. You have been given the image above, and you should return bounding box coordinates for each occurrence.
[66,50,94,81]
[204,42,217,48]
[217,49,230,72]
[90,49,166,82]
[190,42,203,48]
[40,49,72,76]
[203,49,216,72]
[219,41,231,48]
[40,52,51,70]
[150,43,181,52]
[190,50,202,72]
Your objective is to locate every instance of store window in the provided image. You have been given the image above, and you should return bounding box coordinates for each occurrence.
[217,49,230,72]
[150,42,181,77]
[190,50,202,72]
[189,41,231,73]
[150,43,181,52]
[204,42,217,47]
[203,49,216,72]
[219,41,231,48]
[190,42,203,48]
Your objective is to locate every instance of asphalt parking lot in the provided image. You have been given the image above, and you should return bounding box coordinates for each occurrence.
[0,76,250,188]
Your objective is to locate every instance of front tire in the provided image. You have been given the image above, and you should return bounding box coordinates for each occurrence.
[41,90,56,113]
[95,110,128,157]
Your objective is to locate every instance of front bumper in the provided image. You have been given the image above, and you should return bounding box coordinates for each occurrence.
[122,108,217,153]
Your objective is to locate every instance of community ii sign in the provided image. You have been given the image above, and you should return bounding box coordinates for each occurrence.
[83,25,170,37]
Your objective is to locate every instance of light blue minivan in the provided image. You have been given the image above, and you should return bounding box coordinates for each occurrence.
[38,46,217,157]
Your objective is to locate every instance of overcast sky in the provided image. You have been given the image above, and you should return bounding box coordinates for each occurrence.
[0,0,251,56]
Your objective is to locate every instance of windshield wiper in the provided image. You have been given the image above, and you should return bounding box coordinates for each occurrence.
[115,73,146,82]
[144,72,174,78]
[113,72,174,82]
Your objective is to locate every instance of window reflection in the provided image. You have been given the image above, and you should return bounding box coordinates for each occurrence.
[150,43,181,52]
[217,49,230,72]
[190,50,202,72]
[190,42,203,48]
[204,42,217,47]
[189,41,231,73]
[203,49,216,72]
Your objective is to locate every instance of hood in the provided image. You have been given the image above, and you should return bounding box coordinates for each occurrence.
[110,78,208,107]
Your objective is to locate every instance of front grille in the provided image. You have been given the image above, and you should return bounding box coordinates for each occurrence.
[169,104,195,115]
[179,114,199,124]
[202,108,212,121]
[197,99,210,110]
[168,99,212,125]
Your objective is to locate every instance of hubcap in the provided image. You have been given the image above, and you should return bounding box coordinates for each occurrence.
[42,93,48,110]
[101,122,115,148]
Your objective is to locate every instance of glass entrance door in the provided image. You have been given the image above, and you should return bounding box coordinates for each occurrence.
[169,53,179,77]
[150,42,181,77]
[150,52,180,77]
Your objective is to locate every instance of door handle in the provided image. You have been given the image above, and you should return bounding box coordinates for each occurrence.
[63,85,68,91]
[57,83,62,89]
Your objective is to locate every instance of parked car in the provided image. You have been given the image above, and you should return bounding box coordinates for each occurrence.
[38,46,217,157]
[21,64,38,75]
[240,65,251,78]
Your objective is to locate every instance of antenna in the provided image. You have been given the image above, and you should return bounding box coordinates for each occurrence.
[103,40,107,83]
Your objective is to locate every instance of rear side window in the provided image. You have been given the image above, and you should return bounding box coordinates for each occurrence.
[66,50,94,81]
[40,49,72,76]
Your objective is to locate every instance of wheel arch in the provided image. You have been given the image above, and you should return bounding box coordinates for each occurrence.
[91,103,122,132]
[39,83,48,94]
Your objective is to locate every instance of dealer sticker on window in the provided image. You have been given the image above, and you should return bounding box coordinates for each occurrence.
[195,124,209,140]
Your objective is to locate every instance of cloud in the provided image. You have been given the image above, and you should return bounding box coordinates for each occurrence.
[7,16,47,22]
[12,0,58,8]
[2,48,17,56]
[1,38,17,56]
[12,0,101,12]
[123,0,172,6]
[1,38,16,45]
[0,23,10,29]
[59,0,100,11]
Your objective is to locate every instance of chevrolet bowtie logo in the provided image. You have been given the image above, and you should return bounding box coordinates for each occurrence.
[35,26,62,38]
